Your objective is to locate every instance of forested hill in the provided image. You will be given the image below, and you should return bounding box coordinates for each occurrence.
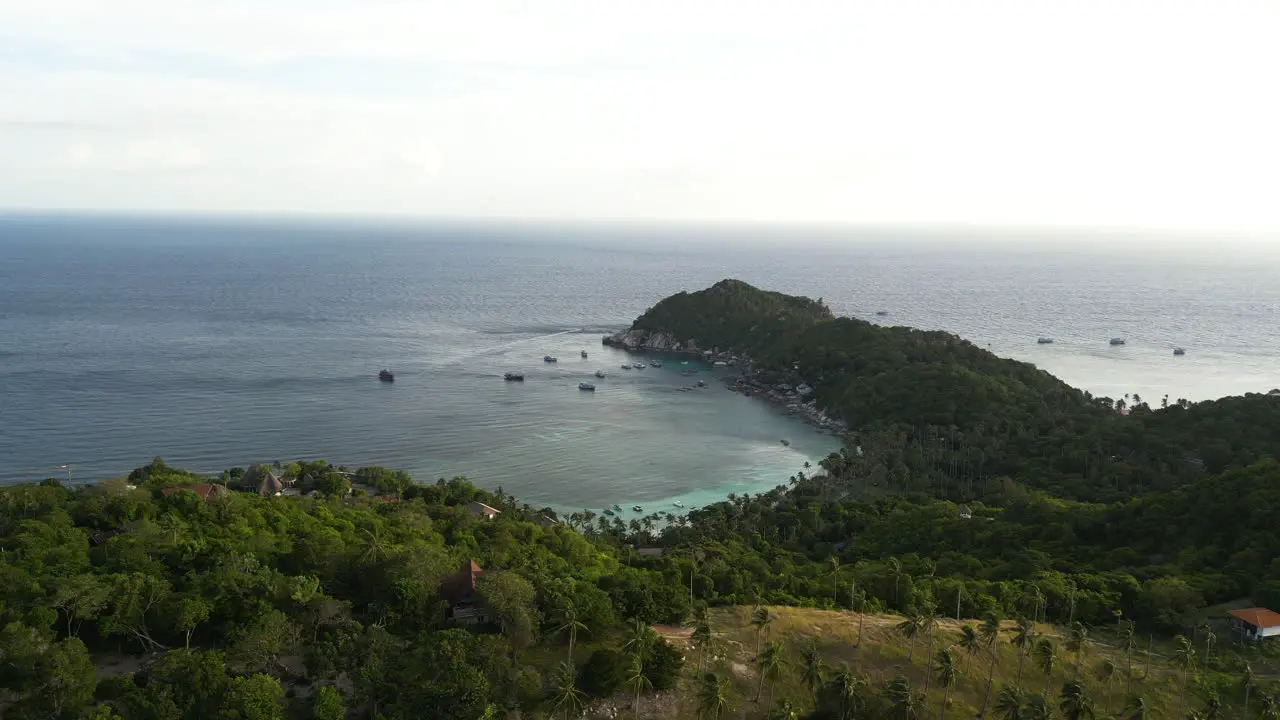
[628,280,1280,503]
[630,278,834,353]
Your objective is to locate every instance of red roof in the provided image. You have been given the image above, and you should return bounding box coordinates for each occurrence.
[1228,608,1280,629]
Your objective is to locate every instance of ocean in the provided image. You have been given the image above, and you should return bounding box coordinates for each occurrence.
[1,215,1277,511]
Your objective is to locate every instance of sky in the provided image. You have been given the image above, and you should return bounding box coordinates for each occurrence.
[2,1,1279,233]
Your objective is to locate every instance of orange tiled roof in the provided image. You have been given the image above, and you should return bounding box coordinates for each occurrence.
[1228,608,1280,629]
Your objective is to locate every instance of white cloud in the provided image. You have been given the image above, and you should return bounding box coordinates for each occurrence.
[1,0,1279,232]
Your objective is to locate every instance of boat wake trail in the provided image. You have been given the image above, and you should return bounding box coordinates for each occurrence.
[441,328,583,366]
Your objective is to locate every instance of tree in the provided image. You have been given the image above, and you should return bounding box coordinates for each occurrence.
[978,612,1003,718]
[50,574,109,638]
[175,596,211,651]
[751,606,773,655]
[757,640,784,704]
[935,647,958,720]
[580,649,628,698]
[1011,617,1036,687]
[222,673,285,720]
[888,557,904,607]
[1172,634,1196,717]
[626,654,653,720]
[550,662,586,720]
[1065,623,1087,680]
[0,625,97,719]
[1121,695,1146,719]
[311,686,346,720]
[697,672,730,720]
[1240,662,1257,718]
[995,684,1025,720]
[897,613,924,666]
[829,556,842,604]
[800,639,826,706]
[1025,695,1053,720]
[477,572,539,649]
[957,624,982,676]
[1118,620,1136,700]
[1200,622,1215,676]
[1093,659,1116,715]
[767,698,801,720]
[101,573,171,652]
[1033,639,1057,699]
[230,609,299,674]
[692,617,713,672]
[1057,681,1093,720]
[920,604,940,696]
[556,604,589,664]
[886,677,926,720]
[622,617,654,660]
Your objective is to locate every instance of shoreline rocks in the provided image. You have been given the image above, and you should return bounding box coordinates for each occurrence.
[602,332,848,438]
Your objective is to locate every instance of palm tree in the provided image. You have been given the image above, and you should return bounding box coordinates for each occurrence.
[1172,634,1196,717]
[1200,623,1216,676]
[766,698,801,720]
[1058,680,1093,720]
[757,640,785,703]
[979,612,1003,718]
[1033,639,1057,699]
[692,617,713,673]
[1260,696,1280,720]
[800,639,826,706]
[921,604,941,694]
[1065,623,1087,680]
[897,613,924,666]
[623,617,652,660]
[1118,620,1136,700]
[958,624,982,676]
[1240,662,1257,718]
[828,556,842,604]
[995,685,1026,720]
[886,677,926,720]
[830,667,867,720]
[1012,617,1037,686]
[696,672,730,720]
[888,557,904,607]
[751,606,773,655]
[1121,695,1146,719]
[626,655,652,720]
[935,648,959,720]
[1094,659,1116,715]
[556,605,589,664]
[550,661,586,720]
[1025,695,1053,720]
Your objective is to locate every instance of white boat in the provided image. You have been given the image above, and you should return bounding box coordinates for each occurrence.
[650,359,663,368]
[578,382,595,391]
[544,355,558,362]
[632,505,643,512]
[633,363,646,369]
[672,500,684,508]
[1109,338,1126,346]
[594,370,606,378]
[581,350,588,358]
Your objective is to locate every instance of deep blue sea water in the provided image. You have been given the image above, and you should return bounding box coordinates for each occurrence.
[2,215,1278,511]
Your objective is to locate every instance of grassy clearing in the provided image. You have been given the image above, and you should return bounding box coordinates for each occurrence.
[646,607,1197,719]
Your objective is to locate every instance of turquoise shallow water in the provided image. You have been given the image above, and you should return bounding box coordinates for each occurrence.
[2,215,1276,510]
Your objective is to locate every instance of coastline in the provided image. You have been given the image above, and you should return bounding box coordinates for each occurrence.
[602,329,849,439]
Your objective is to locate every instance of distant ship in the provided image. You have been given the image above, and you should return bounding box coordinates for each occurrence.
[1173,347,1186,356]
[1037,337,1054,344]
[633,363,646,369]
[544,355,558,362]
[378,369,394,382]
[650,359,663,368]
[621,364,632,370]
[578,382,595,391]
[504,372,524,381]
[875,310,889,316]
[581,350,588,358]
[594,370,606,378]
[1109,338,1126,346]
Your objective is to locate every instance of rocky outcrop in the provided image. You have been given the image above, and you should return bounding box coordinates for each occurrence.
[602,329,699,353]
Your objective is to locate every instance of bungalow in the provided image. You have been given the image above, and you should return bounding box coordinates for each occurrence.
[466,501,501,521]
[241,464,285,497]
[535,514,560,529]
[441,559,490,624]
[1228,608,1280,641]
[635,546,666,557]
[160,483,229,501]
